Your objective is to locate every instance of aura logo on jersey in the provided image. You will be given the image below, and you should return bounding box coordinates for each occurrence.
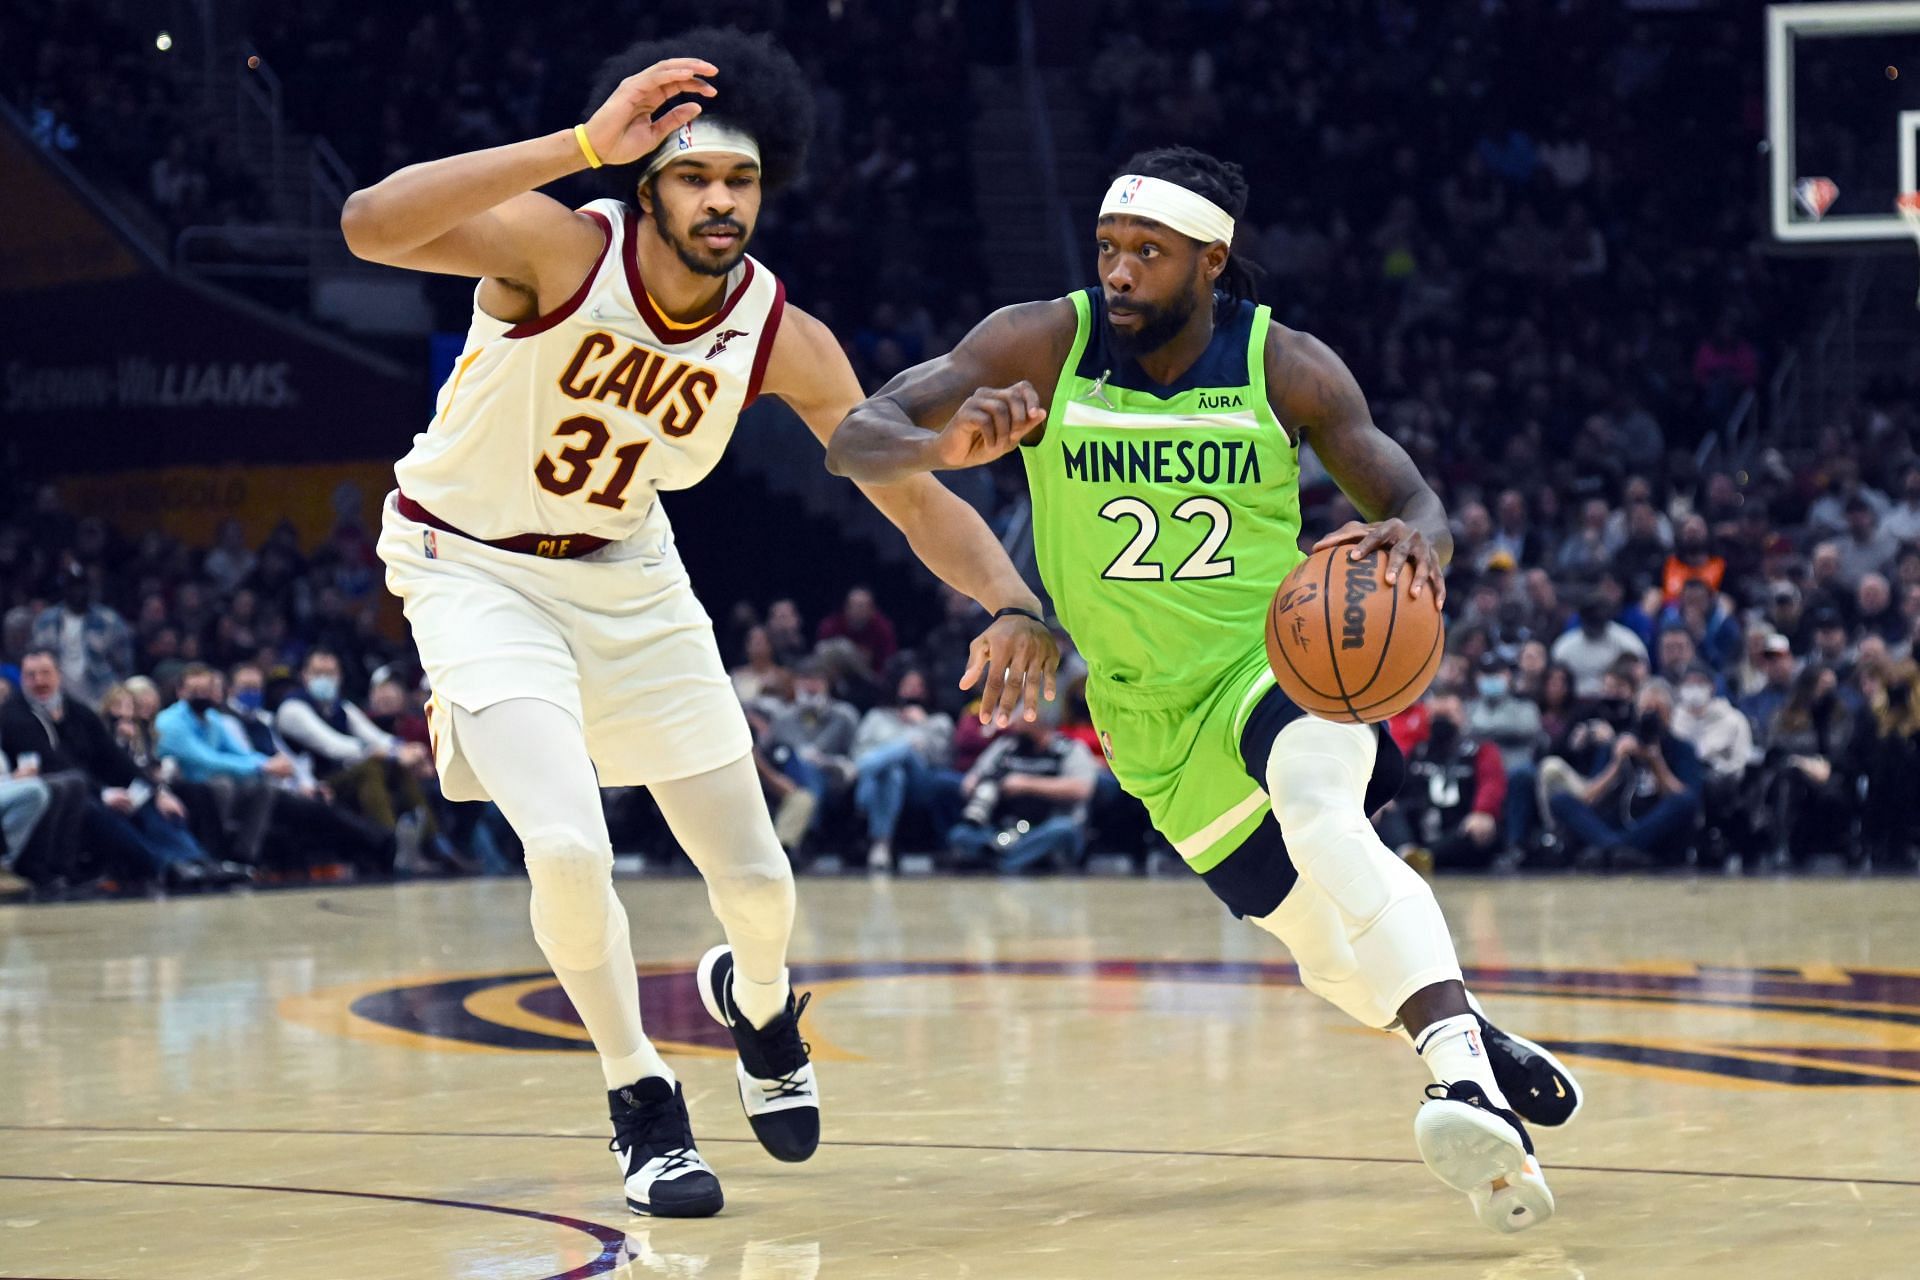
[281,959,1920,1089]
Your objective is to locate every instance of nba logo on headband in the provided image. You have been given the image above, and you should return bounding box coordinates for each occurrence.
[675,124,695,152]
[1118,177,1144,205]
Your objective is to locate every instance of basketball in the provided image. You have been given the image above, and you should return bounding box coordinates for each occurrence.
[1265,545,1444,724]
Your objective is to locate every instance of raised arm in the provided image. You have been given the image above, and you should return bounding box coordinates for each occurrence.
[761,305,1062,724]
[339,58,715,319]
[1265,325,1453,606]
[823,299,1077,485]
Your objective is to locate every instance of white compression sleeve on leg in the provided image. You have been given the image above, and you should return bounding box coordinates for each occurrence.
[1260,716,1463,1027]
[650,753,797,1029]
[453,698,669,1089]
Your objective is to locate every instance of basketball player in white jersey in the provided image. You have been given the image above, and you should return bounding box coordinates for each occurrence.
[340,29,1057,1218]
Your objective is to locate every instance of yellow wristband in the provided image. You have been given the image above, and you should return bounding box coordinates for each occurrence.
[573,124,604,170]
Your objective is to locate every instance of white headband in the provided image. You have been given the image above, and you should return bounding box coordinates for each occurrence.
[1099,174,1235,247]
[643,119,762,178]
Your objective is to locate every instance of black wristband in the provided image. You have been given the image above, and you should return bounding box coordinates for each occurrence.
[992,606,1044,625]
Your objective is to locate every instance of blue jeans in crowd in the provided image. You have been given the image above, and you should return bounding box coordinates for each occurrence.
[1505,761,1539,849]
[1547,789,1699,859]
[853,741,963,845]
[947,814,1085,873]
[133,803,212,869]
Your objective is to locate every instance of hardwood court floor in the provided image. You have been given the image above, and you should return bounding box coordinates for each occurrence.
[5,875,1920,1279]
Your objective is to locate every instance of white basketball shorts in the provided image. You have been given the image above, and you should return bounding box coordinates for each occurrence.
[378,490,752,801]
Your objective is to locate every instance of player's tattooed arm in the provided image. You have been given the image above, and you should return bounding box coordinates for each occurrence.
[766,307,1061,725]
[824,299,1076,485]
[1265,325,1453,606]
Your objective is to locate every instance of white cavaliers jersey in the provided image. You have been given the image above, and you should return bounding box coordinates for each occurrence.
[394,197,787,540]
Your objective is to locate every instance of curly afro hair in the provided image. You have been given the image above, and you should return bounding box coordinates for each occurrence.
[584,26,813,204]
[1114,146,1260,311]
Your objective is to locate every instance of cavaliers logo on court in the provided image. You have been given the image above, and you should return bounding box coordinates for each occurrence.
[283,959,1920,1088]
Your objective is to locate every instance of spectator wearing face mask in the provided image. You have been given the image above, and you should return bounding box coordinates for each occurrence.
[223,662,396,877]
[1546,680,1704,867]
[1,648,245,891]
[276,649,439,860]
[1466,651,1542,775]
[759,659,859,852]
[154,663,294,866]
[1395,690,1508,871]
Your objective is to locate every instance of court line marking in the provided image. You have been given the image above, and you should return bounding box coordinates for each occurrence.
[0,1172,627,1280]
[6,1123,1919,1191]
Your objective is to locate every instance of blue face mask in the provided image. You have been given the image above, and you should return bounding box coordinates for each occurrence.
[232,689,264,713]
[307,676,340,704]
[1477,675,1509,699]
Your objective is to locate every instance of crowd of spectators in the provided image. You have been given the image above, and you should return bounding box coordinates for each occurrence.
[2,0,987,387]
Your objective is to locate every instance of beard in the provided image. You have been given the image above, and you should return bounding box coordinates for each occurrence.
[1103,288,1200,359]
[653,209,751,278]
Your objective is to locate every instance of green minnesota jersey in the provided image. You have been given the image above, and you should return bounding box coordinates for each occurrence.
[1021,288,1304,708]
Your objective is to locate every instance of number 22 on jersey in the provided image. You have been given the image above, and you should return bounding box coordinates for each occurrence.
[1098,495,1235,581]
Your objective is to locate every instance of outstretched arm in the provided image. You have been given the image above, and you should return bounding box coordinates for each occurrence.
[824,299,1077,484]
[762,306,1061,724]
[1265,326,1453,605]
[339,58,715,319]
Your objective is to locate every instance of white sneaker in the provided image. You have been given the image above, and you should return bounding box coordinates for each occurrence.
[1414,1080,1555,1233]
[697,944,820,1162]
[867,839,892,872]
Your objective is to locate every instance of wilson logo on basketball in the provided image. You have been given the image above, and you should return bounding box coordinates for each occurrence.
[1340,561,1378,649]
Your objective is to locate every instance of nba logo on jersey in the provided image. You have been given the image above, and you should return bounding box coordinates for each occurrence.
[1099,730,1114,761]
[422,529,439,560]
[1117,177,1144,205]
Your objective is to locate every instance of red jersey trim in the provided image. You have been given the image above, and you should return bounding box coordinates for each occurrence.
[743,278,787,408]
[621,209,756,343]
[503,211,613,339]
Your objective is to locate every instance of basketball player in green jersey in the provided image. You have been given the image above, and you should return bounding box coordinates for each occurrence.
[827,147,1583,1233]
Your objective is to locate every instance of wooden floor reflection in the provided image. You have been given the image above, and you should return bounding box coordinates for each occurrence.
[4,874,1919,1278]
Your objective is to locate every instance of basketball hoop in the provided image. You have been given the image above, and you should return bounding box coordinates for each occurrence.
[1901,192,1920,308]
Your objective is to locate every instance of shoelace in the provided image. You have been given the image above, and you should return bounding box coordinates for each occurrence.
[609,1090,697,1170]
[754,992,814,1098]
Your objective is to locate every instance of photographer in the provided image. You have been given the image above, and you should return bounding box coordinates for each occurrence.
[1399,690,1508,871]
[946,701,1098,874]
[1756,666,1857,868]
[1546,680,1704,867]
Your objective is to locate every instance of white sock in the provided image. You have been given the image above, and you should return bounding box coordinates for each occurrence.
[546,918,676,1090]
[1414,1012,1509,1108]
[732,965,792,1029]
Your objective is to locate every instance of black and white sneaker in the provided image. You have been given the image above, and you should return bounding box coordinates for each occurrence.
[1466,991,1584,1128]
[1414,1079,1555,1233]
[608,1077,723,1218]
[697,944,820,1163]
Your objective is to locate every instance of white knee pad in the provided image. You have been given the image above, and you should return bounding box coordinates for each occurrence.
[1260,716,1462,1026]
[1266,717,1393,921]
[703,856,796,944]
[522,828,623,971]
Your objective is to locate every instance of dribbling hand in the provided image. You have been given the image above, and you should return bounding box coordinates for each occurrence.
[582,58,719,167]
[1312,518,1447,606]
[929,383,1046,470]
[960,612,1059,728]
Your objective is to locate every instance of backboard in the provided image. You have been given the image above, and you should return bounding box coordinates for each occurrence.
[1767,2,1920,245]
